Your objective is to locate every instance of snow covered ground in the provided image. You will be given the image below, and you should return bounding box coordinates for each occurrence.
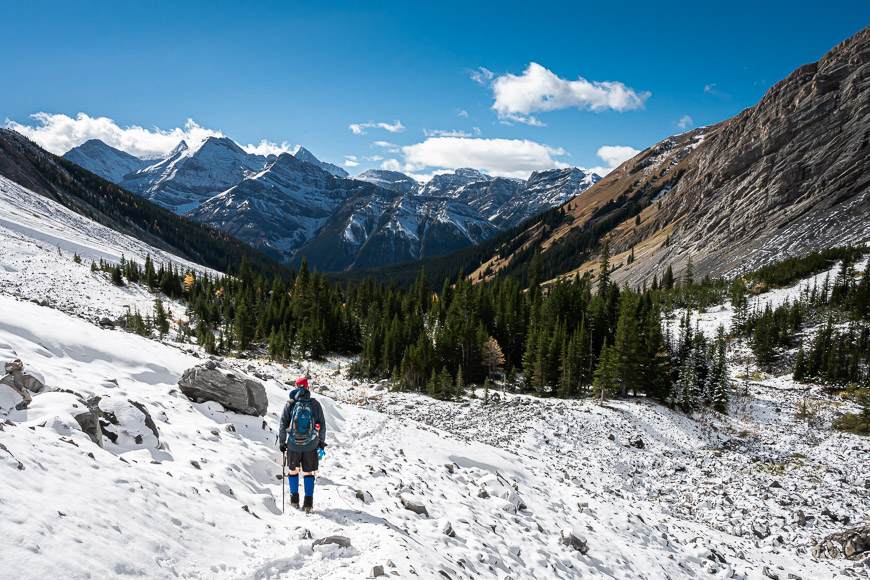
[666,256,869,341]
[0,175,212,322]
[1,180,868,579]
[2,292,867,579]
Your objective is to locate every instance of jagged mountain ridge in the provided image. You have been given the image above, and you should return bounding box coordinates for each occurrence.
[62,139,152,182]
[471,26,870,286]
[62,137,601,271]
[0,129,286,278]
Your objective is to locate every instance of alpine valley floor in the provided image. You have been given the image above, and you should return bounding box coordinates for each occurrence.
[0,175,868,579]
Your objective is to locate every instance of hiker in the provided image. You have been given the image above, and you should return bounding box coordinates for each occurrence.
[279,376,327,513]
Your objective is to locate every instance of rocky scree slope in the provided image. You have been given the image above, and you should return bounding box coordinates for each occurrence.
[472,27,870,287]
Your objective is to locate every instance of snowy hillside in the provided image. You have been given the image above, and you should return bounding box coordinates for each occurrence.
[1,172,868,579]
[0,175,216,321]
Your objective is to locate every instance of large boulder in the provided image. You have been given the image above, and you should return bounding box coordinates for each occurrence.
[95,396,160,449]
[1,359,46,409]
[812,524,870,560]
[178,361,267,416]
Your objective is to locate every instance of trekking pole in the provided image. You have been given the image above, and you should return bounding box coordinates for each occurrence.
[281,451,286,515]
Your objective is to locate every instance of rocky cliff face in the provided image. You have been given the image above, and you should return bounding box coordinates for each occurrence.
[474,27,870,286]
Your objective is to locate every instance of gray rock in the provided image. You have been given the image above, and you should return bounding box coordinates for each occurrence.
[1,359,45,408]
[560,530,589,554]
[812,525,869,560]
[128,400,159,442]
[355,490,374,504]
[369,565,385,578]
[178,363,267,416]
[313,535,351,549]
[98,317,115,328]
[442,520,455,537]
[401,496,429,517]
[629,437,645,449]
[752,521,771,539]
[73,407,102,446]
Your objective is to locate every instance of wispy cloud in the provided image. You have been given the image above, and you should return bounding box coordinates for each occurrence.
[703,83,730,99]
[677,114,694,130]
[343,155,359,168]
[485,63,650,125]
[348,120,406,135]
[372,140,400,153]
[3,112,295,158]
[469,66,494,85]
[457,109,469,118]
[422,128,481,138]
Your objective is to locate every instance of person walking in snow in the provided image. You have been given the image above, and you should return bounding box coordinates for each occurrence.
[279,376,327,513]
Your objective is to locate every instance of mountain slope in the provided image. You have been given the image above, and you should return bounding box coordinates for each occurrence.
[187,153,383,259]
[356,169,419,194]
[0,129,285,278]
[294,146,349,178]
[120,137,270,212]
[471,27,870,286]
[62,139,151,182]
[58,139,601,272]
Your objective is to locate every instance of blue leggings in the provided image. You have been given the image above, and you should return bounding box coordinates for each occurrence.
[288,474,316,496]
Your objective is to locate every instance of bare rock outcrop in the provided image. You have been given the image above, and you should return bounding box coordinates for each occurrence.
[178,361,267,416]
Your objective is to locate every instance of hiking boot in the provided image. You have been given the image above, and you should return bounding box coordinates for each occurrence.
[303,495,313,513]
[290,493,300,509]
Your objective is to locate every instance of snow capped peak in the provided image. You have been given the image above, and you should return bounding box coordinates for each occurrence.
[419,167,492,197]
[169,140,189,157]
[62,139,150,182]
[294,147,349,178]
[454,167,490,180]
[356,169,418,195]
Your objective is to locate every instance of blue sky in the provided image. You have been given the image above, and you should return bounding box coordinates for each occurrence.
[1,1,867,179]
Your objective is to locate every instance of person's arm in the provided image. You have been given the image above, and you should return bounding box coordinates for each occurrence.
[315,400,327,447]
[278,403,291,449]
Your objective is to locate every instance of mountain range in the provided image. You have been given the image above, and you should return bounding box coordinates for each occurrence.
[61,137,601,270]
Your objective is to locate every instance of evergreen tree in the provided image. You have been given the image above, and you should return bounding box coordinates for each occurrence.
[793,346,807,382]
[110,265,124,286]
[153,298,170,337]
[592,340,619,402]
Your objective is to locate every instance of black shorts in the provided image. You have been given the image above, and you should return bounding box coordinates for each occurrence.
[287,448,319,472]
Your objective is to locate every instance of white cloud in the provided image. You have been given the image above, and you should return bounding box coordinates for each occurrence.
[242,139,296,156]
[423,128,474,138]
[5,112,220,158]
[457,109,469,118]
[371,140,400,154]
[703,83,729,99]
[677,115,694,130]
[400,136,568,179]
[4,112,296,158]
[469,67,494,85]
[348,120,406,135]
[489,63,650,125]
[586,144,641,176]
[422,128,482,138]
[343,155,359,168]
[380,158,403,172]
